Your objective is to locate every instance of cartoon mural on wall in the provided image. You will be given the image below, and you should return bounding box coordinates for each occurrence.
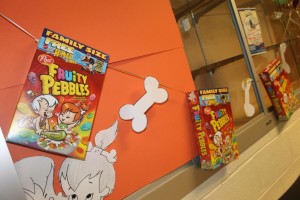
[14,121,118,200]
[1,0,196,198]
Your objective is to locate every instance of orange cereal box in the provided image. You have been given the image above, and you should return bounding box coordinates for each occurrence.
[187,88,239,170]
[6,28,109,159]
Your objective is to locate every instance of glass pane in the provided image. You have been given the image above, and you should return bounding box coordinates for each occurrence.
[235,0,300,109]
[177,1,262,129]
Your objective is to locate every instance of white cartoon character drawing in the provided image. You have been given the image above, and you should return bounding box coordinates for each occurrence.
[14,121,118,200]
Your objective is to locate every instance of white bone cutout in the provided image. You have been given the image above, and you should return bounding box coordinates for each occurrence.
[119,76,168,133]
[280,43,291,74]
[242,78,255,117]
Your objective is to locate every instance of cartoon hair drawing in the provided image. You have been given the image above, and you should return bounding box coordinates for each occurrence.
[14,121,118,200]
[14,156,62,200]
[31,95,58,112]
[59,121,117,199]
[61,102,89,122]
[59,149,115,199]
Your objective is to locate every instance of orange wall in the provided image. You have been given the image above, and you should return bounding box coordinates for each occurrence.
[0,0,197,199]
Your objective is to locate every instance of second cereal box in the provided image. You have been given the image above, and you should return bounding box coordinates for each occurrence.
[187,88,239,169]
[259,58,298,120]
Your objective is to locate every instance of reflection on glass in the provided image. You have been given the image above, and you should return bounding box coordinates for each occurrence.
[177,1,261,128]
[236,0,300,109]
[236,0,300,101]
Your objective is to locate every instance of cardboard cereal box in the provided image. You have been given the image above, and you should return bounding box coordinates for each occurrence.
[259,58,298,120]
[6,28,109,159]
[187,88,239,170]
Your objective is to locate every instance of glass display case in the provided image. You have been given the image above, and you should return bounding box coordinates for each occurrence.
[172,0,300,130]
[235,0,300,106]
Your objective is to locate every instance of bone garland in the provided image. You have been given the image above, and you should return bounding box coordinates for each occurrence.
[119,76,168,133]
[280,43,291,74]
[0,13,39,42]
[242,78,255,117]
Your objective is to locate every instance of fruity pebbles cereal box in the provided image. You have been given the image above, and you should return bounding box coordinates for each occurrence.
[259,58,298,120]
[6,28,109,159]
[187,88,239,170]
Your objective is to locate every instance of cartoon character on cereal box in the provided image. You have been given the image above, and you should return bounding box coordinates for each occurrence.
[223,134,233,164]
[18,94,59,135]
[213,131,223,158]
[55,102,90,133]
[81,53,96,74]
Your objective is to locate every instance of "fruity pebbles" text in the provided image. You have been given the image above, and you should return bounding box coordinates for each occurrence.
[40,63,89,96]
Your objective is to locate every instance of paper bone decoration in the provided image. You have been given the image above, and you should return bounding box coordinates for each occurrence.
[242,78,255,117]
[280,43,291,74]
[119,76,168,133]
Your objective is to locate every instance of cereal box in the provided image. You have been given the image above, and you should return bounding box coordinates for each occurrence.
[6,28,109,159]
[259,58,298,120]
[187,88,239,170]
